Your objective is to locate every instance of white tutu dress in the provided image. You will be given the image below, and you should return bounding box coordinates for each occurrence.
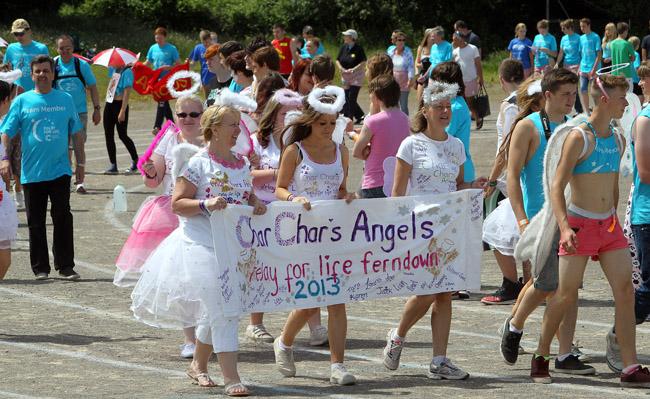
[0,142,18,249]
[130,146,252,352]
[482,198,520,256]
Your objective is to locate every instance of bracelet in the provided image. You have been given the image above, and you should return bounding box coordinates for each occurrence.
[286,194,294,201]
[488,180,498,187]
[198,199,210,215]
[76,163,85,168]
[518,218,530,228]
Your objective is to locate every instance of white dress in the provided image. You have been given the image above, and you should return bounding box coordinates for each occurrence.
[130,148,252,352]
[251,134,281,204]
[0,142,18,248]
[292,142,344,201]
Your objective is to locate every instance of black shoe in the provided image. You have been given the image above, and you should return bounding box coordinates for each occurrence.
[500,315,523,365]
[124,163,138,174]
[554,354,596,375]
[59,268,80,280]
[104,164,118,175]
[481,277,522,305]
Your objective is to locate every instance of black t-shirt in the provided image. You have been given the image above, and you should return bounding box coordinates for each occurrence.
[468,31,481,49]
[642,34,650,57]
[337,43,367,69]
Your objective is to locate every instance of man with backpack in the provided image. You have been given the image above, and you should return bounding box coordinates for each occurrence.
[54,34,100,194]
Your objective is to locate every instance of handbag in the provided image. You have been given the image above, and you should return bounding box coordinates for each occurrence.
[474,83,491,118]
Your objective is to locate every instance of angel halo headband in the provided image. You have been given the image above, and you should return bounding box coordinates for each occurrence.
[307,85,345,114]
[593,63,631,100]
[526,79,542,96]
[272,88,303,108]
[0,69,22,84]
[166,70,202,98]
[210,88,257,112]
[423,81,459,105]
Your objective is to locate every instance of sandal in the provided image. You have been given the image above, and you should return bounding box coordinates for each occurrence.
[186,368,218,388]
[476,117,484,130]
[225,382,250,397]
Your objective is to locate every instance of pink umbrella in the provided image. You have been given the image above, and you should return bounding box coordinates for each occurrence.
[92,47,138,68]
[73,53,92,63]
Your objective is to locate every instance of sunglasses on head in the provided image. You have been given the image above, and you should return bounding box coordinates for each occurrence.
[177,112,202,119]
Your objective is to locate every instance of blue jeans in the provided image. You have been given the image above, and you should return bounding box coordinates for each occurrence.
[632,224,650,323]
[399,91,409,115]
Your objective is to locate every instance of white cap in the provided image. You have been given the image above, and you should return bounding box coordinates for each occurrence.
[341,29,358,40]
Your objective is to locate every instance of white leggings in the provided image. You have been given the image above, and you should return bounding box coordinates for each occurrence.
[196,315,240,353]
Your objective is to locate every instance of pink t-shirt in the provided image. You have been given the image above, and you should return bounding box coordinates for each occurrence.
[361,108,410,189]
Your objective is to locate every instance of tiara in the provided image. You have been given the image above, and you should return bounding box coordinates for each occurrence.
[210,88,258,112]
[272,88,303,108]
[423,81,458,105]
[307,85,345,114]
[596,63,631,76]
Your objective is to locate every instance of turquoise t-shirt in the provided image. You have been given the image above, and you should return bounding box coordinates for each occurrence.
[108,67,134,97]
[560,33,581,66]
[0,89,82,184]
[54,57,97,113]
[579,32,601,73]
[300,42,324,58]
[446,96,474,182]
[632,107,650,224]
[632,51,640,83]
[228,79,243,94]
[146,43,180,69]
[533,33,557,68]
[2,41,49,90]
[429,41,453,68]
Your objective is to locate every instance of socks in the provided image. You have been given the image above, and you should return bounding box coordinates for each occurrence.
[557,353,572,362]
[432,355,446,366]
[391,330,404,342]
[278,338,292,350]
[331,362,345,371]
[509,321,523,334]
[623,364,641,375]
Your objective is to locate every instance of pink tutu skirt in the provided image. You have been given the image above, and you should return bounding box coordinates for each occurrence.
[114,195,178,287]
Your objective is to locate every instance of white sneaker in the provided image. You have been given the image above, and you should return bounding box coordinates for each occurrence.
[382,328,404,370]
[309,325,328,346]
[428,358,470,380]
[606,328,623,374]
[14,190,24,210]
[245,324,274,343]
[571,342,591,363]
[179,343,195,359]
[273,337,296,377]
[330,364,356,385]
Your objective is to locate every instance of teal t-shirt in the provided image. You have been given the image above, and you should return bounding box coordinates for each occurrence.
[610,38,635,78]
[560,33,581,65]
[429,41,453,68]
[146,43,180,69]
[632,107,650,224]
[108,67,134,97]
[446,96,474,182]
[0,89,82,184]
[579,32,601,73]
[54,57,97,113]
[2,41,50,90]
[632,51,640,83]
[533,33,557,68]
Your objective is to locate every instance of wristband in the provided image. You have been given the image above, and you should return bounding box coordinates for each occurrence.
[488,180,498,187]
[1,156,9,161]
[76,163,85,168]
[199,200,210,215]
[518,218,530,228]
[286,194,294,201]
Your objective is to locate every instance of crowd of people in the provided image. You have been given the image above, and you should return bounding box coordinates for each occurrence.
[1,15,650,396]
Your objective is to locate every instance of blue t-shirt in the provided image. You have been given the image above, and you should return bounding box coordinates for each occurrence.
[0,89,82,184]
[300,42,324,58]
[508,37,533,69]
[429,41,453,69]
[532,33,557,68]
[2,41,50,90]
[560,33,581,66]
[579,32,601,73]
[632,107,650,224]
[54,57,97,113]
[189,43,215,85]
[108,67,134,97]
[228,79,243,94]
[146,43,180,69]
[446,96,474,182]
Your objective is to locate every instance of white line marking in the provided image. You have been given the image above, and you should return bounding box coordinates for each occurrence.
[0,390,59,399]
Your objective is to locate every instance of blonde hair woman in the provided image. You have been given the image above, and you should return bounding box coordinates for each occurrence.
[602,22,617,68]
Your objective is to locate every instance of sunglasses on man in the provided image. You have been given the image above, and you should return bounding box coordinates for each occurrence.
[13,29,29,37]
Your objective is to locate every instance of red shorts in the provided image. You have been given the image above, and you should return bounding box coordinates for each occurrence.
[558,214,628,259]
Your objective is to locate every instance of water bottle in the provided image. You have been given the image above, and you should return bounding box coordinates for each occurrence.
[113,184,127,212]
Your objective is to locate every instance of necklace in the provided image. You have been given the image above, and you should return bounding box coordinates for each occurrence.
[208,150,245,169]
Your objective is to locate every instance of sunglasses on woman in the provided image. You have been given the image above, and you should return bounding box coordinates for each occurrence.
[176,112,202,119]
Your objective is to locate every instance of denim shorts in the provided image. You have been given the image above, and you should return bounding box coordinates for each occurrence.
[358,186,386,199]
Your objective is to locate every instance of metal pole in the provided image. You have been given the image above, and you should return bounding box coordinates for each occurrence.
[546,0,550,20]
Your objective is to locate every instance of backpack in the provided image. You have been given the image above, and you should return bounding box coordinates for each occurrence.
[53,56,86,88]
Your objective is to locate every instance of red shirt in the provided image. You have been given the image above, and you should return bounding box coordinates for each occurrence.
[272,37,293,75]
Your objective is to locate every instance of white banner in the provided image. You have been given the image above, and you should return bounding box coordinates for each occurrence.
[211,190,484,317]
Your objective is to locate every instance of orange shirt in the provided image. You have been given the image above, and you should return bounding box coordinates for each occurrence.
[272,37,293,75]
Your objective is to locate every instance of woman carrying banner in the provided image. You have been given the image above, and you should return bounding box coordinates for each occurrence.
[382,78,486,380]
[131,104,266,396]
[273,86,357,385]
[116,95,204,358]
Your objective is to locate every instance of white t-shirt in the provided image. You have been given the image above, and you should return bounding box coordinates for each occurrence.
[453,44,480,82]
[251,134,281,203]
[396,133,466,196]
[153,130,182,196]
[495,92,519,153]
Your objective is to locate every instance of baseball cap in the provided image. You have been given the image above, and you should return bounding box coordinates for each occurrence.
[11,19,30,34]
[341,29,358,40]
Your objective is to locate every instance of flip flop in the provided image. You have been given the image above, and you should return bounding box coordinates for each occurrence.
[224,382,250,397]
[186,368,219,387]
